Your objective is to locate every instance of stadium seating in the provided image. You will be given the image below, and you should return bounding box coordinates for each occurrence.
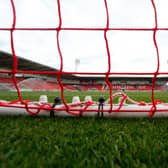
[64,84,77,91]
[18,78,61,91]
[0,77,165,91]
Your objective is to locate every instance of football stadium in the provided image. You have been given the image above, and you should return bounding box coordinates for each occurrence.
[0,0,168,167]
[1,50,168,117]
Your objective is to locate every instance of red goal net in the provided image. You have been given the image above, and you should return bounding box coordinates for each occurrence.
[0,0,168,117]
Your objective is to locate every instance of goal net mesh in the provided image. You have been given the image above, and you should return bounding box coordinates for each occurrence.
[0,0,168,116]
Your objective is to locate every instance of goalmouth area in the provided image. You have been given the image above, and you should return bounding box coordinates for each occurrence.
[1,0,168,167]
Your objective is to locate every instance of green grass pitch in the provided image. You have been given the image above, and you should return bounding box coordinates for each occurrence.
[0,91,168,167]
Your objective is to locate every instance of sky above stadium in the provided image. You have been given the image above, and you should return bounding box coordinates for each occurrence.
[0,0,168,74]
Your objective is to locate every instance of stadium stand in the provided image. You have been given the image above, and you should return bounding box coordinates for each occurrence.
[64,84,77,91]
[0,51,167,92]
[18,78,61,91]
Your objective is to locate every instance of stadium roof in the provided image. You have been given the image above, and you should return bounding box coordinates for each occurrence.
[0,51,167,82]
[0,51,76,79]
